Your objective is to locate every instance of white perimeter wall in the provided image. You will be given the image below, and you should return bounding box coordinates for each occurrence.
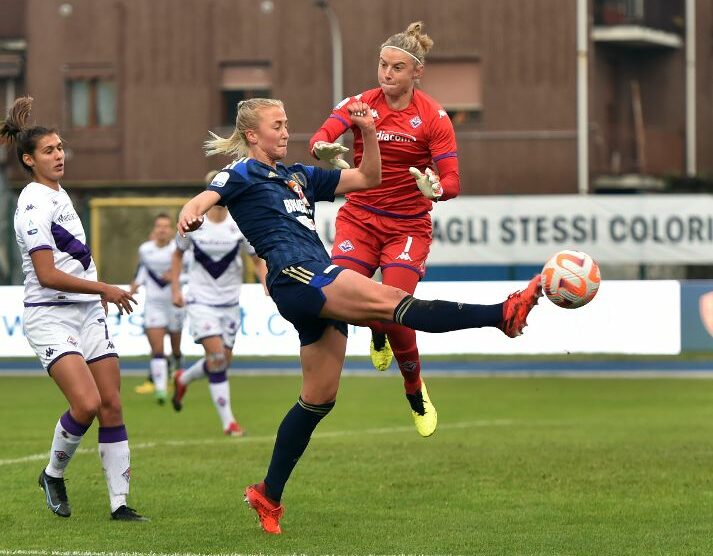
[0,281,680,357]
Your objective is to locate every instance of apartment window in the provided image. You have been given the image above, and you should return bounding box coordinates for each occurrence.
[221,63,271,126]
[419,60,482,125]
[67,77,116,128]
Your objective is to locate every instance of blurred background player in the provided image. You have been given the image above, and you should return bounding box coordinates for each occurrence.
[310,22,459,438]
[170,170,267,436]
[129,215,187,403]
[178,97,539,534]
[3,96,147,521]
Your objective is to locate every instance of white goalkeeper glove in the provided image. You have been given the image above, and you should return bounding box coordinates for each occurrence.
[409,167,443,200]
[313,141,351,170]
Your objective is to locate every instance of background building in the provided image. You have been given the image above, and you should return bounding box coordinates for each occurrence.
[1,0,712,282]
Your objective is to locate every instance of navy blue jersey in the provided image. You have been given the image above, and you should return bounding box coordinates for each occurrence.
[206,157,341,288]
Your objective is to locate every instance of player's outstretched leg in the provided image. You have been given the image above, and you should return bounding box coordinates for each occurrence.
[244,482,284,534]
[38,469,71,517]
[391,274,543,336]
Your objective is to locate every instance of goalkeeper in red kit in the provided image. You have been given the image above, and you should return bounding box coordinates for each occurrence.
[310,21,460,437]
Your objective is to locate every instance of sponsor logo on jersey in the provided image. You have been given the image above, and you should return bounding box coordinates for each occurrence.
[376,130,417,143]
[210,171,230,188]
[338,240,355,252]
[296,215,317,231]
[27,229,38,235]
[409,116,422,128]
[438,109,448,118]
[56,212,78,224]
[283,198,310,215]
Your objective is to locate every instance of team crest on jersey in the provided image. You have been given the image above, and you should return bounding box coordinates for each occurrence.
[438,109,448,119]
[287,173,310,207]
[410,116,422,129]
[371,109,379,120]
[268,171,279,178]
[210,171,230,188]
[338,240,355,252]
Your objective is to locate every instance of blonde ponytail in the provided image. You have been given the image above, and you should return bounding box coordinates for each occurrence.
[204,98,284,158]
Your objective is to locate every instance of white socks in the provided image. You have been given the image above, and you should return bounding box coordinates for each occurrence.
[208,371,236,429]
[150,356,168,397]
[180,358,207,385]
[98,425,131,513]
[45,411,90,478]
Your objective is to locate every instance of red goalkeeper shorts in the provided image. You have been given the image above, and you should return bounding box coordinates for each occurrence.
[330,201,432,278]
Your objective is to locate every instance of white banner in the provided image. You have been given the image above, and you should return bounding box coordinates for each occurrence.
[314,195,713,264]
[0,281,680,356]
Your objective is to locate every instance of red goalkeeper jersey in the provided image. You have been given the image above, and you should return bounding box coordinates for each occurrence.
[310,87,459,216]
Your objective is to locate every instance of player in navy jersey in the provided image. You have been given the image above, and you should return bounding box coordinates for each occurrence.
[177,98,541,535]
[170,170,267,436]
[129,214,187,403]
[2,97,147,521]
[311,22,459,437]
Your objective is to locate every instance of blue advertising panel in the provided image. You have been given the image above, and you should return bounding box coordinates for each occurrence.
[680,281,713,352]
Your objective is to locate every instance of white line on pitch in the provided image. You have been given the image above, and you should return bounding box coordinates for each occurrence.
[0,419,517,467]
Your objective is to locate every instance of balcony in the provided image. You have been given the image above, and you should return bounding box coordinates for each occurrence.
[592,0,684,49]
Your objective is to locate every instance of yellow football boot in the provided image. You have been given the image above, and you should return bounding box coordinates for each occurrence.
[370,332,393,372]
[134,380,155,395]
[406,380,437,437]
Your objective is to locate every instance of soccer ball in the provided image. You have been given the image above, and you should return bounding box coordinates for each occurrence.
[541,250,601,309]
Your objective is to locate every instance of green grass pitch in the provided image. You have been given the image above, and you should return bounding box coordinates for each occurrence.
[2,373,713,555]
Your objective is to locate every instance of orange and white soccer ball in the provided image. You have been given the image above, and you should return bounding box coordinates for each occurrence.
[541,250,601,309]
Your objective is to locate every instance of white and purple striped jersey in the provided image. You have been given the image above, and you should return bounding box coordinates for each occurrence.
[175,215,254,306]
[14,182,99,306]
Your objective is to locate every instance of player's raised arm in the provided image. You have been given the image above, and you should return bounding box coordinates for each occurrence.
[177,190,221,236]
[334,101,381,195]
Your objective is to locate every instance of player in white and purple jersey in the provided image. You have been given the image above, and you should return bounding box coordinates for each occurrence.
[170,171,267,436]
[178,98,541,534]
[3,96,147,521]
[129,214,186,403]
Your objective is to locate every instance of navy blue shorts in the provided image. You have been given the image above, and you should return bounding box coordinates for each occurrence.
[270,261,348,346]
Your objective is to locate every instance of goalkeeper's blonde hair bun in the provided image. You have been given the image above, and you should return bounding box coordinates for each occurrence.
[380,21,434,65]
